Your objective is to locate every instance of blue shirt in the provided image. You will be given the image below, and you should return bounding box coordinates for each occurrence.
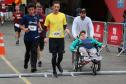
[20,14,39,41]
[70,38,103,52]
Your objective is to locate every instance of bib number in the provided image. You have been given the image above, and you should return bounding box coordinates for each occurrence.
[28,25,37,31]
[53,32,61,37]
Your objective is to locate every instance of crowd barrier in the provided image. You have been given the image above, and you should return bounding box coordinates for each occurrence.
[93,21,126,56]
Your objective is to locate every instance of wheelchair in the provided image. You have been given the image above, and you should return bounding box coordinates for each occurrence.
[72,44,102,75]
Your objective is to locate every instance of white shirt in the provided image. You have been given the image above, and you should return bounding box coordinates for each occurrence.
[72,16,94,38]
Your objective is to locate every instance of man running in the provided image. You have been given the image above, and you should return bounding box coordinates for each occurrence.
[19,3,41,73]
[36,4,46,67]
[12,5,24,45]
[0,0,7,25]
[44,1,69,77]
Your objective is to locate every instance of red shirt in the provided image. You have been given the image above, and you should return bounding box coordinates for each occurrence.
[0,1,6,12]
[13,12,24,24]
[39,13,46,26]
[38,13,47,38]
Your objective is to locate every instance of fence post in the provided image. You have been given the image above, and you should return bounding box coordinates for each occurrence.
[117,24,126,56]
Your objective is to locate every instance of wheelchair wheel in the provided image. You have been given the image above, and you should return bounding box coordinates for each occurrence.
[73,54,80,72]
[92,63,97,75]
[92,60,101,75]
[97,61,101,71]
[74,58,79,72]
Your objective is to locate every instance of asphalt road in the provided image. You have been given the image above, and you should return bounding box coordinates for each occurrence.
[0,22,126,84]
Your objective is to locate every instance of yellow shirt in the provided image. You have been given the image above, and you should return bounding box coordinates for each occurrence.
[44,12,67,38]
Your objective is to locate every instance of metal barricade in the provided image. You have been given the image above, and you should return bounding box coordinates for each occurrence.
[117,24,126,56]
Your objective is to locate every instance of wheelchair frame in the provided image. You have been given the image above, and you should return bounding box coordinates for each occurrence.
[72,47,101,75]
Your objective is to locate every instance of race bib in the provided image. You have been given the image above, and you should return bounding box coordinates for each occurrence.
[28,25,37,31]
[52,32,61,37]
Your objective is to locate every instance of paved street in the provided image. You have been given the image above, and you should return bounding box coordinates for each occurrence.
[0,22,126,84]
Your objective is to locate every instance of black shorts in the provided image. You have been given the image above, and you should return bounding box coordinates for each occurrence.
[38,37,44,50]
[14,26,21,32]
[49,38,64,53]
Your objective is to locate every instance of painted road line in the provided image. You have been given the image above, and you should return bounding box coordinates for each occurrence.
[1,56,31,84]
[0,32,31,83]
[1,70,126,78]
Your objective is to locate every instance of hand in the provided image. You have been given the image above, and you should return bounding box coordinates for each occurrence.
[11,17,15,21]
[65,28,70,34]
[24,28,29,33]
[44,37,48,43]
[38,27,42,32]
[101,45,106,48]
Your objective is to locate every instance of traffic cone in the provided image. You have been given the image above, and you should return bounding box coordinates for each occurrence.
[0,33,5,57]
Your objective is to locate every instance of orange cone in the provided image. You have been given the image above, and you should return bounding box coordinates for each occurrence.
[0,33,5,57]
[0,47,5,57]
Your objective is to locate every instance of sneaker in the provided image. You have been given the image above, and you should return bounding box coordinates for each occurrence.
[53,72,58,78]
[57,65,63,73]
[31,68,37,73]
[38,61,42,67]
[16,40,19,45]
[24,64,28,69]
[1,21,4,25]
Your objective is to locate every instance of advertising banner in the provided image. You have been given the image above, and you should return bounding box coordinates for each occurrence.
[107,23,123,46]
[93,22,105,42]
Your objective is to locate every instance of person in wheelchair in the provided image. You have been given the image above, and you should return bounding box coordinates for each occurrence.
[70,30,104,61]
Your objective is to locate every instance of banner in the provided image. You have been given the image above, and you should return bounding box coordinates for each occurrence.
[4,0,22,5]
[93,22,105,42]
[104,0,126,22]
[107,23,123,46]
[124,28,126,48]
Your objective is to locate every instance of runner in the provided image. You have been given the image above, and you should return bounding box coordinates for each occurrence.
[44,1,70,77]
[36,4,46,67]
[19,3,42,73]
[0,0,7,25]
[12,5,24,45]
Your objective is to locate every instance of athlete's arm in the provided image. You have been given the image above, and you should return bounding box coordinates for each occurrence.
[38,22,42,31]
[19,16,29,32]
[20,25,29,33]
[72,18,78,38]
[63,25,67,30]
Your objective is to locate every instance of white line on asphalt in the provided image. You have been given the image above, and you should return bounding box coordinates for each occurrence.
[0,70,126,78]
[1,56,31,84]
